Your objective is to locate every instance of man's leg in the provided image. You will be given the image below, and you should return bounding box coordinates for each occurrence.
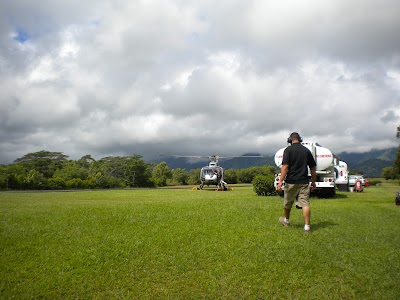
[302,206,310,225]
[284,207,291,220]
[297,184,311,232]
[280,184,297,226]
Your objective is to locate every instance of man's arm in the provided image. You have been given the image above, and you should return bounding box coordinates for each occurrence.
[310,166,316,190]
[276,164,289,191]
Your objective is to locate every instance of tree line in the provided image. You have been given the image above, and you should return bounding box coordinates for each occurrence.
[381,125,400,180]
[0,150,276,190]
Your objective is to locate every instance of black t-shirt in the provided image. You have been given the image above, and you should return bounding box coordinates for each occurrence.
[282,143,316,184]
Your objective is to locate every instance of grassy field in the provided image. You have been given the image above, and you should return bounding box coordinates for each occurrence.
[1,182,399,299]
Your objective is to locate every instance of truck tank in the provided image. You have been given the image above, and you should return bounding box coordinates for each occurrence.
[274,141,336,198]
[274,143,334,171]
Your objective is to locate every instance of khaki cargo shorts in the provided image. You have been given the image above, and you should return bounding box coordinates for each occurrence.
[283,183,310,209]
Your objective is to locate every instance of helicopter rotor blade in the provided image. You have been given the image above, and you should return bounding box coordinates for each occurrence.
[160,155,263,159]
[159,155,209,158]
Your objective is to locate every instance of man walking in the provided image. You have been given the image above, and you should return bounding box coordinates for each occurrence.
[276,132,317,233]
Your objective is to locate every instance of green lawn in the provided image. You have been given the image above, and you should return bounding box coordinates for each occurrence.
[1,183,399,299]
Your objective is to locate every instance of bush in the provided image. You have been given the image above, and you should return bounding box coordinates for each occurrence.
[252,174,276,196]
[83,178,97,189]
[47,177,66,190]
[66,178,85,189]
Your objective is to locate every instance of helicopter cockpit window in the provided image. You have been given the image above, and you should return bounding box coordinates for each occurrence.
[202,168,213,176]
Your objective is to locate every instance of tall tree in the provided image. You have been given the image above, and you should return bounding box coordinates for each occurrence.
[14,150,69,163]
[124,155,153,187]
[23,169,46,190]
[94,155,152,187]
[13,150,69,178]
[152,162,172,186]
[188,168,201,185]
[172,168,189,185]
[53,161,88,180]
[223,169,238,184]
[77,155,95,170]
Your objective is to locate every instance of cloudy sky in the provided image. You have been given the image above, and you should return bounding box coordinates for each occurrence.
[1,0,399,164]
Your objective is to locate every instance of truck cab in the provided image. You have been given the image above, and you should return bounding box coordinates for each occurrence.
[334,160,349,191]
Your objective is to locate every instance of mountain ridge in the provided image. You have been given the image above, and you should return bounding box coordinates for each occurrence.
[152,147,398,177]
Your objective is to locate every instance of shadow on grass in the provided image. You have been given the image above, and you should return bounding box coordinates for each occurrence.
[292,221,339,231]
[333,193,349,199]
[311,193,349,199]
[197,187,231,192]
[312,221,339,231]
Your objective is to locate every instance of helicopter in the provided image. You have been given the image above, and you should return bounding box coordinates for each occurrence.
[170,155,263,190]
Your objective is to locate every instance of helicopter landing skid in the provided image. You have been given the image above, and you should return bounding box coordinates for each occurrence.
[198,181,229,191]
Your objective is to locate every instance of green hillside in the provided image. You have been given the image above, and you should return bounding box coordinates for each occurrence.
[157,147,398,178]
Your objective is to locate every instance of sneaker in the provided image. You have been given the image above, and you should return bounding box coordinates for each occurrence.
[279,217,289,227]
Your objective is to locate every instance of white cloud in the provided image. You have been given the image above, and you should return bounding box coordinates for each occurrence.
[0,0,399,164]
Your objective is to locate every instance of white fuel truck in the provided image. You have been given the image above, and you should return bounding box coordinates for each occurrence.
[274,141,337,198]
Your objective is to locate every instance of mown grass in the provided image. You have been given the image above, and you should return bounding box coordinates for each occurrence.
[1,182,399,299]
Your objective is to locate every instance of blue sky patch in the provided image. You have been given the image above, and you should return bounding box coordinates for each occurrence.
[14,29,29,43]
